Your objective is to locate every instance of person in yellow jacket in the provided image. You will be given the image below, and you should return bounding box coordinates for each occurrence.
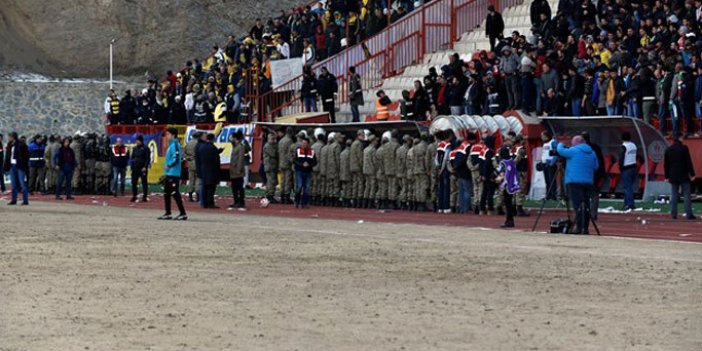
[375,90,391,121]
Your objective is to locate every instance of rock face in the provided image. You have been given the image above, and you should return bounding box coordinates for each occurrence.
[0,82,136,136]
[0,0,299,78]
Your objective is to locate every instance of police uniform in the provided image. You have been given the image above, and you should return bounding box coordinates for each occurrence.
[435,140,452,212]
[426,139,438,209]
[449,140,472,213]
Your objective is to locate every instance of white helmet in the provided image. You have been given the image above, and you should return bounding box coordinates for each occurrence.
[328,132,336,141]
[381,130,392,141]
[314,127,326,139]
[362,129,372,141]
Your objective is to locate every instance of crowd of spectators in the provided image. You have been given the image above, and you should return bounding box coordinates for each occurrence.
[105,0,428,126]
[392,0,702,138]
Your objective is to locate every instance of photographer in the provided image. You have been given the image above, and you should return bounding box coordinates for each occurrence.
[539,131,558,200]
[556,135,599,234]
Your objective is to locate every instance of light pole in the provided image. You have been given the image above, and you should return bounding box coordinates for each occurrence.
[110,38,117,89]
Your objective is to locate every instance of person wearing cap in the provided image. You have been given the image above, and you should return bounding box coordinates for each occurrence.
[350,130,366,207]
[160,128,187,220]
[293,137,317,208]
[4,132,29,205]
[557,135,599,234]
[362,135,379,209]
[130,135,151,202]
[664,132,696,220]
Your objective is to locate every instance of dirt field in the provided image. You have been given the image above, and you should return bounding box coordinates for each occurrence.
[0,202,700,351]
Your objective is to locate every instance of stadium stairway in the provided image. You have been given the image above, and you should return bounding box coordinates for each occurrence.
[336,0,559,121]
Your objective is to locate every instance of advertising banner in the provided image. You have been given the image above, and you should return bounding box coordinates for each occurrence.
[109,131,164,183]
[185,124,255,165]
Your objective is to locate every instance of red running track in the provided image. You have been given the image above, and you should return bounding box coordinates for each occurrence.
[19,193,702,243]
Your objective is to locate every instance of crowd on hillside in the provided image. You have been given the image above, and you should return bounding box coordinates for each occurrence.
[392,0,702,137]
[104,0,427,126]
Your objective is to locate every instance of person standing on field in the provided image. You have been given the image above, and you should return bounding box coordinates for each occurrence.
[160,128,187,220]
[263,133,279,203]
[130,135,151,202]
[664,132,696,220]
[184,131,202,202]
[54,137,76,201]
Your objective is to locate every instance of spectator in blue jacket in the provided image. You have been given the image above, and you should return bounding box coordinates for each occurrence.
[160,128,187,220]
[557,135,599,234]
[28,135,47,194]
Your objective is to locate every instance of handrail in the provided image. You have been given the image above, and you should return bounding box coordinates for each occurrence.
[257,0,511,122]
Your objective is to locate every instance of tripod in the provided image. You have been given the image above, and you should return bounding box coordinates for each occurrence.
[531,165,569,232]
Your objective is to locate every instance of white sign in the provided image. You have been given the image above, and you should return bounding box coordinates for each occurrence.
[270,58,303,89]
[185,124,255,165]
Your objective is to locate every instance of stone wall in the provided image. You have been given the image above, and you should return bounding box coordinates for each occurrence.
[0,81,131,136]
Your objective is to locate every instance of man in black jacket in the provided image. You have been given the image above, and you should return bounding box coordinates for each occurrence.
[196,134,221,209]
[485,5,504,52]
[130,135,151,202]
[317,67,338,123]
[4,132,30,205]
[664,133,696,220]
[582,132,605,220]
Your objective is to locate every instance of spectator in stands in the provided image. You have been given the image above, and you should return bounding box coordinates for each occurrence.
[412,80,430,120]
[448,76,467,116]
[348,66,364,122]
[485,5,504,52]
[530,0,551,29]
[500,47,520,110]
[120,90,136,124]
[250,18,264,41]
[105,90,120,125]
[301,68,319,112]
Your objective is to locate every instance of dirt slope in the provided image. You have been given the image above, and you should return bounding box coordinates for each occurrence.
[0,0,298,78]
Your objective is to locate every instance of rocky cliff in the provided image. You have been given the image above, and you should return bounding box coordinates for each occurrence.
[0,0,299,78]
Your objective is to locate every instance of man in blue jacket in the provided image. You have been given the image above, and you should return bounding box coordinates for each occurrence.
[557,135,599,234]
[28,135,47,194]
[160,128,187,220]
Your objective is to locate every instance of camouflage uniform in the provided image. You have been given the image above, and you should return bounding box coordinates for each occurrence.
[326,137,342,203]
[311,138,325,202]
[350,136,365,205]
[44,140,59,193]
[513,144,528,208]
[70,137,84,192]
[383,137,400,204]
[395,136,410,206]
[362,139,377,205]
[412,139,429,207]
[405,139,417,207]
[374,140,386,203]
[426,139,438,207]
[263,139,278,198]
[468,142,484,212]
[339,142,351,203]
[184,138,201,196]
[277,133,294,201]
[319,140,331,201]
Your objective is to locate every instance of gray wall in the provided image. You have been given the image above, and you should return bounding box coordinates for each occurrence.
[0,81,133,137]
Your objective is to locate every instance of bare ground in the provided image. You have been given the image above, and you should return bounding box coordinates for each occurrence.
[0,202,700,351]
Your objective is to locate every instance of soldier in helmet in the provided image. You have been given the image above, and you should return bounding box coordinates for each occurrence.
[362,135,378,208]
[318,132,332,205]
[277,127,295,203]
[468,135,486,214]
[311,129,326,205]
[383,130,400,209]
[44,135,60,194]
[263,132,279,203]
[374,133,388,209]
[82,133,98,194]
[412,133,430,212]
[512,134,530,217]
[349,130,366,207]
[339,138,352,207]
[405,138,418,210]
[395,134,411,210]
[327,133,343,206]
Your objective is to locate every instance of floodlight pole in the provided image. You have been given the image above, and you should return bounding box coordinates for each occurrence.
[110,38,116,89]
